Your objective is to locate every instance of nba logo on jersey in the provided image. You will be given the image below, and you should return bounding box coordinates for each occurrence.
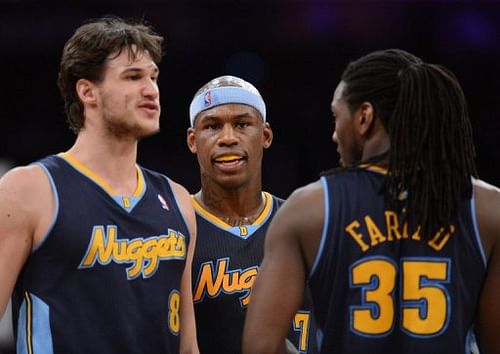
[158,194,169,210]
[204,91,212,106]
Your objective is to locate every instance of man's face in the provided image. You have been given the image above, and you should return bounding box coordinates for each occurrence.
[331,81,362,167]
[94,48,161,140]
[187,103,272,190]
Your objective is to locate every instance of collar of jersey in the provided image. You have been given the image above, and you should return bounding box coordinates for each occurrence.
[359,164,388,175]
[191,191,273,229]
[58,152,145,198]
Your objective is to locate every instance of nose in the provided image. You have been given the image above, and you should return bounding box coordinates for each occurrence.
[142,78,159,99]
[332,130,338,144]
[218,124,238,146]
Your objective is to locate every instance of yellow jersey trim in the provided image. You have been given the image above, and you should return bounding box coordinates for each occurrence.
[191,192,273,228]
[24,292,33,354]
[253,192,272,224]
[58,152,145,197]
[360,164,388,175]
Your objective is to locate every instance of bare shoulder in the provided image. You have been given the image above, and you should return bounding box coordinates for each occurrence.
[284,180,324,211]
[166,177,196,236]
[1,164,45,182]
[167,178,193,210]
[279,180,325,226]
[473,178,500,196]
[0,164,52,206]
[472,178,500,258]
[270,180,325,268]
[0,164,53,246]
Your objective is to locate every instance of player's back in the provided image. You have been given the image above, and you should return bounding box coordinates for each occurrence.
[309,166,485,354]
[12,154,190,354]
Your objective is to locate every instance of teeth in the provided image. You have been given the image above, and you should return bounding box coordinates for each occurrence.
[215,155,241,162]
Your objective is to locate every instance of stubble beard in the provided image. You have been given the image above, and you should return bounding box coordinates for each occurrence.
[102,110,159,141]
[348,124,363,166]
[340,138,363,167]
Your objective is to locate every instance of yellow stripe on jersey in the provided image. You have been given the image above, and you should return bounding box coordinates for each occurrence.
[24,291,33,354]
[191,196,232,228]
[359,164,388,175]
[58,152,145,198]
[133,166,145,197]
[191,192,273,227]
[252,192,272,225]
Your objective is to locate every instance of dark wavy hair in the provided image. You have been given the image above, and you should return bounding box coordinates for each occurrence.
[57,15,164,134]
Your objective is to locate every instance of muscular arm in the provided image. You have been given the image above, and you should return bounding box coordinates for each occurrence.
[170,180,199,354]
[0,166,52,317]
[474,180,500,354]
[242,181,324,354]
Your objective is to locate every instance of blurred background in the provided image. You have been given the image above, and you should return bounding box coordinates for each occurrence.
[1,0,499,352]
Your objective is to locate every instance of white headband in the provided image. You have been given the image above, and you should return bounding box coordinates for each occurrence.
[189,86,266,127]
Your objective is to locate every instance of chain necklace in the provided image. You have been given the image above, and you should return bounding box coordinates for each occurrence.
[193,192,264,227]
[217,214,260,227]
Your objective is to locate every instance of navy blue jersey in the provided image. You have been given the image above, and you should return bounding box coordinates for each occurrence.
[309,166,486,354]
[192,192,319,354]
[12,153,190,354]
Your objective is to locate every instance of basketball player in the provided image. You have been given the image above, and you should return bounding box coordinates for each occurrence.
[242,49,500,354]
[187,75,318,353]
[0,16,199,353]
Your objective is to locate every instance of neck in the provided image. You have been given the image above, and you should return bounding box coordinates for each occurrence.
[195,187,265,226]
[361,151,389,167]
[361,124,391,166]
[66,131,139,195]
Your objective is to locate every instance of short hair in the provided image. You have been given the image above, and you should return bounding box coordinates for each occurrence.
[341,49,477,239]
[57,15,164,134]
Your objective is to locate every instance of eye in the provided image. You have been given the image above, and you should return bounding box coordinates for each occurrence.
[126,74,141,81]
[235,122,250,129]
[204,123,220,130]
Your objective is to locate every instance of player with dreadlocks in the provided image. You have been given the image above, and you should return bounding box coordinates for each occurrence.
[242,49,500,354]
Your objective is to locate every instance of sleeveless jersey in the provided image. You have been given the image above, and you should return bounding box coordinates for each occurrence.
[309,166,486,354]
[12,154,190,354]
[192,192,319,354]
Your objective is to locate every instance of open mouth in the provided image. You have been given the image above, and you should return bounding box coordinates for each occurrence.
[215,154,243,163]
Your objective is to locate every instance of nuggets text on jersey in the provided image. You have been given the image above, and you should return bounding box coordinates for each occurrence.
[79,225,187,279]
[193,257,258,306]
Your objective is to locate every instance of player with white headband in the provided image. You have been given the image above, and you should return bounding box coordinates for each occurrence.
[189,75,266,127]
[187,75,319,354]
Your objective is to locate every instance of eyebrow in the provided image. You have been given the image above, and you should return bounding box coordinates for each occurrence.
[122,66,159,75]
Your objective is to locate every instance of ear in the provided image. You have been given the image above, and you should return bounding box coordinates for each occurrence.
[357,102,375,136]
[262,122,273,149]
[76,78,97,105]
[186,127,197,154]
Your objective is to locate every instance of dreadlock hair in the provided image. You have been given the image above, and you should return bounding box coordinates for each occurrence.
[340,49,477,239]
